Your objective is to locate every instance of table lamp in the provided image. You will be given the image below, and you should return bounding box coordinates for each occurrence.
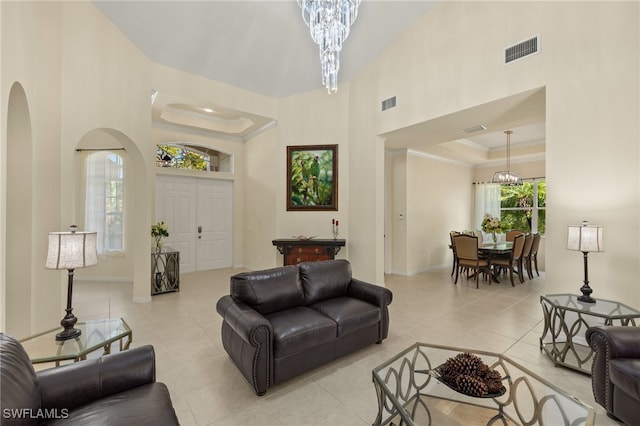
[45,225,98,340]
[567,221,603,303]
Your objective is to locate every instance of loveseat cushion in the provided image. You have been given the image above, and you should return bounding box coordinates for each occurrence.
[310,297,381,337]
[231,265,304,315]
[299,259,352,305]
[266,307,337,358]
[0,333,41,426]
[43,383,177,426]
[610,358,640,400]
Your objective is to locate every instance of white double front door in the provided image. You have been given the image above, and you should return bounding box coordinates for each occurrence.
[156,175,233,272]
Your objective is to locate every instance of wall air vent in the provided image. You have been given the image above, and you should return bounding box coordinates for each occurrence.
[504,35,539,64]
[381,96,397,111]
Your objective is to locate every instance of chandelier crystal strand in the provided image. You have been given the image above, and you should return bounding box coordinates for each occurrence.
[299,0,361,93]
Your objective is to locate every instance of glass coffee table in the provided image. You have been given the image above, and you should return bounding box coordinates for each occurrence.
[21,318,132,367]
[372,342,594,426]
[540,294,640,374]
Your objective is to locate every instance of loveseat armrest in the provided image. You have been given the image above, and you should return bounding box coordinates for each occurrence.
[348,278,393,342]
[38,345,157,411]
[216,295,273,342]
[348,278,393,308]
[216,295,273,395]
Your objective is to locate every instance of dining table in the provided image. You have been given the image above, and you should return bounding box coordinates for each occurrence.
[478,241,513,283]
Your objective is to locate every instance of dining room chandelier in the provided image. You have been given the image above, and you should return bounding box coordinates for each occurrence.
[298,0,361,93]
[492,130,521,185]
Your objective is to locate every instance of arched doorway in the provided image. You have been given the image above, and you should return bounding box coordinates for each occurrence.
[5,82,33,337]
[75,128,151,303]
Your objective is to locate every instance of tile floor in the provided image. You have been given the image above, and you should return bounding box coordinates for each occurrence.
[68,266,617,425]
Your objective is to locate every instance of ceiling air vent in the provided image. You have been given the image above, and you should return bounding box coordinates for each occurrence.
[504,35,539,64]
[381,96,397,111]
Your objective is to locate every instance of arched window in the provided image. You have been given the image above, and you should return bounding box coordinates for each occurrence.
[85,151,124,254]
[156,143,232,172]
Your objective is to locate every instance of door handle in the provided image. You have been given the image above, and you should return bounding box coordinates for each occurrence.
[198,226,202,233]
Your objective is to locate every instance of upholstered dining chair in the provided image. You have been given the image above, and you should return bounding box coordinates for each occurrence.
[529,233,541,276]
[449,231,460,277]
[505,229,525,242]
[452,234,490,288]
[520,233,534,280]
[489,234,525,286]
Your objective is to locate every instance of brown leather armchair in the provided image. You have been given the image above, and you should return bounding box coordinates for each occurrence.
[586,325,640,424]
[0,333,179,425]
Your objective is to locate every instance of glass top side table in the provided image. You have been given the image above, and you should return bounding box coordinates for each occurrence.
[20,318,132,367]
[372,342,594,426]
[540,293,640,374]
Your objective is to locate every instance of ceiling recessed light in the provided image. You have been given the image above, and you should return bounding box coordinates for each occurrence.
[462,125,487,133]
[202,108,214,113]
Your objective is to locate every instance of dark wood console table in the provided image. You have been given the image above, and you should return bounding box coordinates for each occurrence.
[272,238,346,266]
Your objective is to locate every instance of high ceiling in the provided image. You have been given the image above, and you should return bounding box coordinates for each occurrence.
[93,0,435,98]
[93,1,545,165]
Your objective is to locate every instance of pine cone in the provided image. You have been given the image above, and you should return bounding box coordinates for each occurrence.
[437,362,459,386]
[439,353,504,396]
[454,352,484,376]
[476,362,489,377]
[455,374,488,397]
[484,370,504,394]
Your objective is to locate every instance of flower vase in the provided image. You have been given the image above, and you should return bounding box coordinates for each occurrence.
[491,232,497,244]
[154,237,163,253]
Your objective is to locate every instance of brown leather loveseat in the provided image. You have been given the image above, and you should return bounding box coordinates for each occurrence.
[216,259,393,395]
[0,333,179,425]
[586,325,640,424]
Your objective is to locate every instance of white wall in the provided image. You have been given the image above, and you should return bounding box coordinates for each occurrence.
[2,2,63,337]
[386,150,474,275]
[271,89,351,265]
[243,126,280,270]
[348,1,639,304]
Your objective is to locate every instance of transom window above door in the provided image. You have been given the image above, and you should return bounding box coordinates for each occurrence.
[156,143,232,173]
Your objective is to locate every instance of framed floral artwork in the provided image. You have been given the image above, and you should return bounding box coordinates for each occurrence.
[287,145,338,211]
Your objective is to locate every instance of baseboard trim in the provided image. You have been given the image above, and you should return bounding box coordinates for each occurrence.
[76,276,133,283]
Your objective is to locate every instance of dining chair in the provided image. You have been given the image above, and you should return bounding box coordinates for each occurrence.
[520,233,534,280]
[529,233,541,276]
[492,230,523,270]
[489,234,525,286]
[506,230,525,242]
[452,234,490,288]
[449,231,460,277]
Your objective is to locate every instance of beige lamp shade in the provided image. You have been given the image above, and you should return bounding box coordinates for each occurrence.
[45,231,98,270]
[567,222,604,253]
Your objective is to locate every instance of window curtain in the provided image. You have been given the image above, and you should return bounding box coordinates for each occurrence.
[474,183,501,231]
[85,151,124,254]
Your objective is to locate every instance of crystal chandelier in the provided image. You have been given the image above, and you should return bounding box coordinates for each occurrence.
[298,0,361,93]
[492,130,521,185]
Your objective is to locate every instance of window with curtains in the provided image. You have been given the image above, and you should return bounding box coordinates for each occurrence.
[84,151,124,254]
[475,179,546,235]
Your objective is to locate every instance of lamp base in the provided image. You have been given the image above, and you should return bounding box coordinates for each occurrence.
[55,327,81,341]
[577,294,596,304]
[578,281,596,304]
[56,306,81,341]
